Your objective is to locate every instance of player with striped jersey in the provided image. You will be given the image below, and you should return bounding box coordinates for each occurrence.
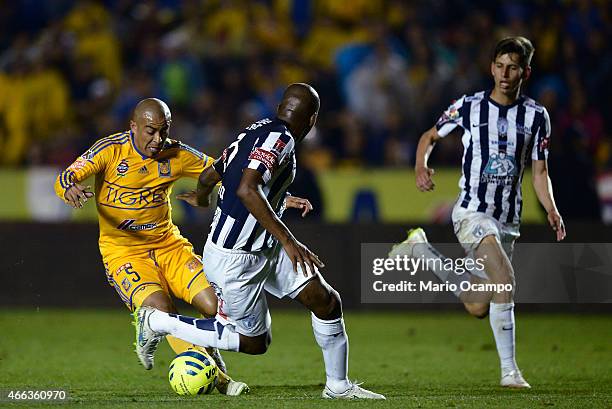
[391,37,566,388]
[137,83,385,399]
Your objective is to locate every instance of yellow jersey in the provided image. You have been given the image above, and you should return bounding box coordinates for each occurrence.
[54,131,214,258]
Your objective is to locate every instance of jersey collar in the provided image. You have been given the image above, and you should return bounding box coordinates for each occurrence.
[130,130,149,160]
[486,89,524,111]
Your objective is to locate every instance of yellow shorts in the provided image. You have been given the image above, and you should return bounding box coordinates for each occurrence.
[103,240,210,310]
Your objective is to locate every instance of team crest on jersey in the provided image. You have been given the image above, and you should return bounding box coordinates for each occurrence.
[472,224,485,239]
[240,314,257,330]
[497,118,508,137]
[116,159,129,176]
[158,160,171,177]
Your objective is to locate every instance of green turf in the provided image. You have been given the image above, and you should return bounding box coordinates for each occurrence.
[0,309,610,408]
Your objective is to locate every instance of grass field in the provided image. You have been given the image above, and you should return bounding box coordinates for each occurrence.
[0,309,610,408]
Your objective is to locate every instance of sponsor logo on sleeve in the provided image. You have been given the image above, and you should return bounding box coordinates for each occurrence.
[437,105,459,125]
[69,157,88,171]
[249,148,278,172]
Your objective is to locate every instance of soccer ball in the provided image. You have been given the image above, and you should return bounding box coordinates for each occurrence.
[168,350,218,395]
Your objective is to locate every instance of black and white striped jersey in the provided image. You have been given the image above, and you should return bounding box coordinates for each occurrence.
[209,118,296,251]
[436,90,551,224]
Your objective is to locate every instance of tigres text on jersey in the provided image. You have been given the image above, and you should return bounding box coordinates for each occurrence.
[54,130,214,258]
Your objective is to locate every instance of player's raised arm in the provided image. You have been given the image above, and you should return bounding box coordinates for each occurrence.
[53,135,117,208]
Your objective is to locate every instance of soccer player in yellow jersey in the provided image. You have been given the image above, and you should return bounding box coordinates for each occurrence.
[54,98,248,395]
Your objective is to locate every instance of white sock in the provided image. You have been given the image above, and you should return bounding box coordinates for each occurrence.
[311,313,351,393]
[413,243,471,297]
[149,311,240,352]
[489,302,518,374]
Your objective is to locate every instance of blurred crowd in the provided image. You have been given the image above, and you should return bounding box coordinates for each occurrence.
[0,0,609,196]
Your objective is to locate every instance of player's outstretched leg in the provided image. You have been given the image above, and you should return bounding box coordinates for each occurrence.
[389,228,487,298]
[133,305,164,370]
[295,278,385,400]
[144,309,240,351]
[190,288,230,374]
[134,305,252,395]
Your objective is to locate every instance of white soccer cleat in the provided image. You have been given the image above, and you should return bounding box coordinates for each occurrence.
[500,369,531,389]
[389,227,429,258]
[322,383,386,400]
[224,380,250,396]
[132,306,165,370]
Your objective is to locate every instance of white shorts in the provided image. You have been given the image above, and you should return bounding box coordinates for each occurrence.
[203,239,317,337]
[451,204,520,259]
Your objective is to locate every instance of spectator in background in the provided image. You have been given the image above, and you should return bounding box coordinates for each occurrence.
[0,0,608,222]
[63,0,121,88]
[157,31,205,108]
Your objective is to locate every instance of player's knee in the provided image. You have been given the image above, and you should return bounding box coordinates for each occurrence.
[239,332,270,355]
[191,287,218,318]
[314,288,342,320]
[141,292,176,313]
[495,269,515,288]
[465,303,489,319]
[328,289,342,316]
[480,234,498,245]
[198,295,218,318]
